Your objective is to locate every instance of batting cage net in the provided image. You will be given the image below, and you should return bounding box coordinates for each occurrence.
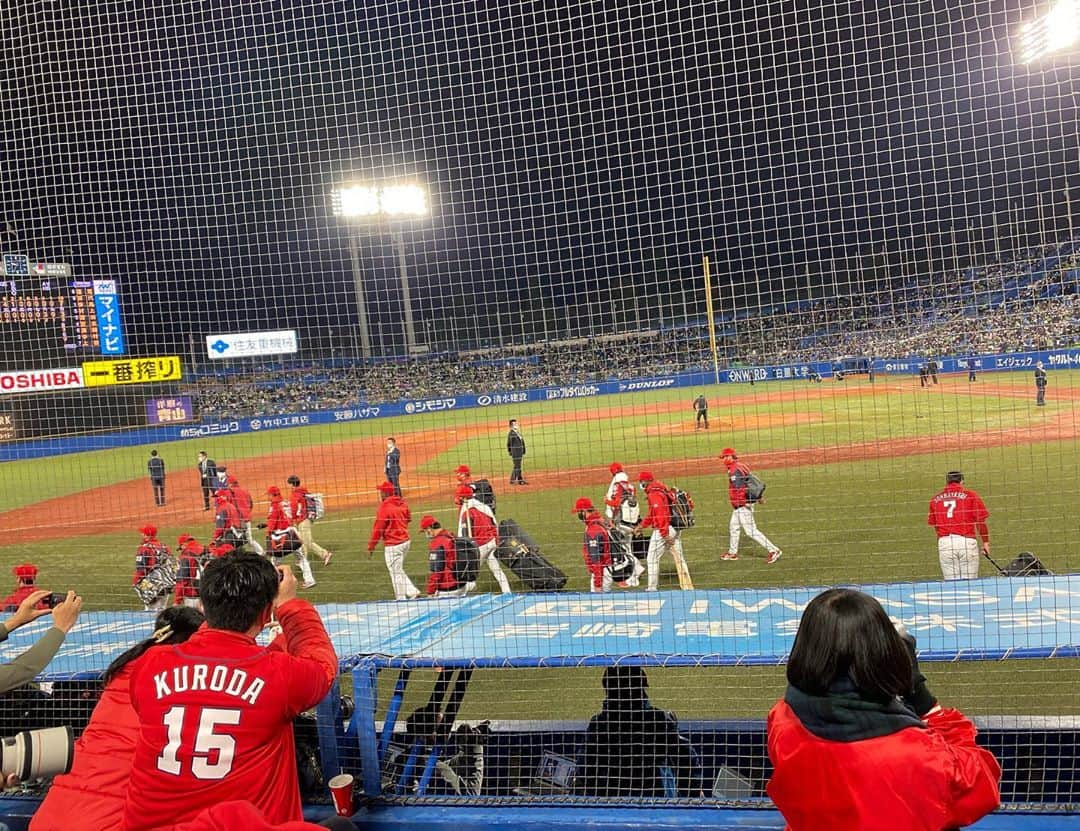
[0,0,1078,818]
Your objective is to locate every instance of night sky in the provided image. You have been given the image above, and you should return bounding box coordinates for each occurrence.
[0,0,1075,359]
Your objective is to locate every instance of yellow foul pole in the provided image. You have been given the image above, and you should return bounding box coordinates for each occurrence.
[703,255,720,385]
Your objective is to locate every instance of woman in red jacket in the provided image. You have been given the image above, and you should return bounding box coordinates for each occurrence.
[766,588,1000,831]
[30,606,205,831]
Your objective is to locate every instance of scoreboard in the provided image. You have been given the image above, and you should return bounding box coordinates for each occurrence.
[0,256,115,371]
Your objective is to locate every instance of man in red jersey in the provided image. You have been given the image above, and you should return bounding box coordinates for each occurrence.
[456,484,511,594]
[211,489,244,550]
[572,497,614,593]
[1,564,47,613]
[134,525,172,612]
[263,486,314,587]
[421,515,462,597]
[174,534,207,608]
[368,481,419,601]
[638,472,691,592]
[287,475,333,571]
[927,471,990,580]
[121,552,337,830]
[228,475,263,556]
[719,448,781,564]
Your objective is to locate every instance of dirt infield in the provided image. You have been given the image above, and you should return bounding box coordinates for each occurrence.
[2,379,1074,543]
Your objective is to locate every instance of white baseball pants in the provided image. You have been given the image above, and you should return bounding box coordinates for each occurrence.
[479,539,512,594]
[384,540,420,600]
[245,521,265,556]
[729,506,777,555]
[646,528,687,591]
[938,535,980,580]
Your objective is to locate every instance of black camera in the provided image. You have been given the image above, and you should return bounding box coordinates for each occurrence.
[40,593,66,610]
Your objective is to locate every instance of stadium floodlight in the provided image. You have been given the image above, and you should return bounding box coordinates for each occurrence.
[332,182,429,357]
[1017,0,1080,63]
[332,183,427,219]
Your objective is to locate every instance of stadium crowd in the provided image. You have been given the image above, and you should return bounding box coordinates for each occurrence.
[182,243,1078,420]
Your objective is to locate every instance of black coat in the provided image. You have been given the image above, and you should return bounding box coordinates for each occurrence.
[574,696,700,798]
[507,430,526,459]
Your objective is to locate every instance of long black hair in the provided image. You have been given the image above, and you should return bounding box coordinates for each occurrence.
[103,605,204,685]
[786,588,912,702]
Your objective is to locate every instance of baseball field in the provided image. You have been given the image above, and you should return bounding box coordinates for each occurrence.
[1,369,1077,718]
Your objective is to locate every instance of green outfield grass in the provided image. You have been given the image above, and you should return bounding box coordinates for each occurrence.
[1,371,1077,717]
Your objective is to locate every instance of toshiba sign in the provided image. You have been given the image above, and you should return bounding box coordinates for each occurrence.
[0,368,85,395]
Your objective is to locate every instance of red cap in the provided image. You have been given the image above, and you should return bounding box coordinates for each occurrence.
[609,462,623,475]
[212,542,235,556]
[721,447,737,459]
[227,475,239,485]
[455,484,474,500]
[139,524,158,537]
[571,497,595,514]
[178,534,194,545]
[267,485,281,497]
[12,563,38,580]
[637,470,654,482]
[377,481,396,494]
[419,514,439,530]
[454,464,471,477]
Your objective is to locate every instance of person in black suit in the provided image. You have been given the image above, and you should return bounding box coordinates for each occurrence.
[147,449,166,507]
[507,419,527,485]
[196,450,216,511]
[574,666,702,798]
[385,437,402,496]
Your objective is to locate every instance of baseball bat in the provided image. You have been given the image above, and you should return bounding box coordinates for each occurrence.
[983,551,1007,575]
[674,554,694,591]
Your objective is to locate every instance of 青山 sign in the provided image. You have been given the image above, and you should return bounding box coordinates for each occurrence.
[0,368,85,395]
[205,330,298,359]
[82,356,182,387]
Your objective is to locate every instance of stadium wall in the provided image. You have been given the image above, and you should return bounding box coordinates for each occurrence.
[0,347,1075,462]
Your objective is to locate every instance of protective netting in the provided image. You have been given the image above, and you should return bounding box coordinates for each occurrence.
[0,0,1078,815]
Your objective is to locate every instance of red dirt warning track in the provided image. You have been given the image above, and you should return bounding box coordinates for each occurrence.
[1,380,1074,543]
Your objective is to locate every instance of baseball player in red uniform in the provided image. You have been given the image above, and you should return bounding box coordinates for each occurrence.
[573,497,614,593]
[228,475,263,556]
[638,471,691,592]
[927,471,990,580]
[174,534,207,608]
[720,448,782,564]
[421,515,462,597]
[134,525,172,612]
[368,481,420,601]
[1,564,47,613]
[287,475,333,571]
[456,484,511,593]
[212,489,244,550]
[121,553,337,830]
[263,486,314,587]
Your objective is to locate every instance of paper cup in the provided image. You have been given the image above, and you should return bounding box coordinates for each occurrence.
[328,773,355,817]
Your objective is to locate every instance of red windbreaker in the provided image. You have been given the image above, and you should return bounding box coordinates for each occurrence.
[725,461,752,508]
[174,543,205,603]
[266,498,290,533]
[122,600,337,830]
[1,584,46,612]
[289,487,310,524]
[640,482,672,536]
[30,665,141,831]
[461,503,498,546]
[766,700,1001,831]
[368,495,411,550]
[582,512,614,591]
[134,540,169,584]
[231,485,254,523]
[426,529,458,595]
[213,502,242,540]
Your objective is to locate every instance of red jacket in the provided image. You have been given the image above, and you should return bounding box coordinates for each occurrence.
[30,666,140,831]
[640,482,673,537]
[122,600,337,831]
[766,700,1001,831]
[174,542,206,602]
[460,502,498,546]
[583,512,613,590]
[213,501,242,540]
[171,801,333,831]
[368,496,411,551]
[134,540,169,584]
[1,584,46,613]
[266,498,291,533]
[289,487,310,524]
[426,529,458,595]
[231,485,254,522]
[725,461,752,508]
